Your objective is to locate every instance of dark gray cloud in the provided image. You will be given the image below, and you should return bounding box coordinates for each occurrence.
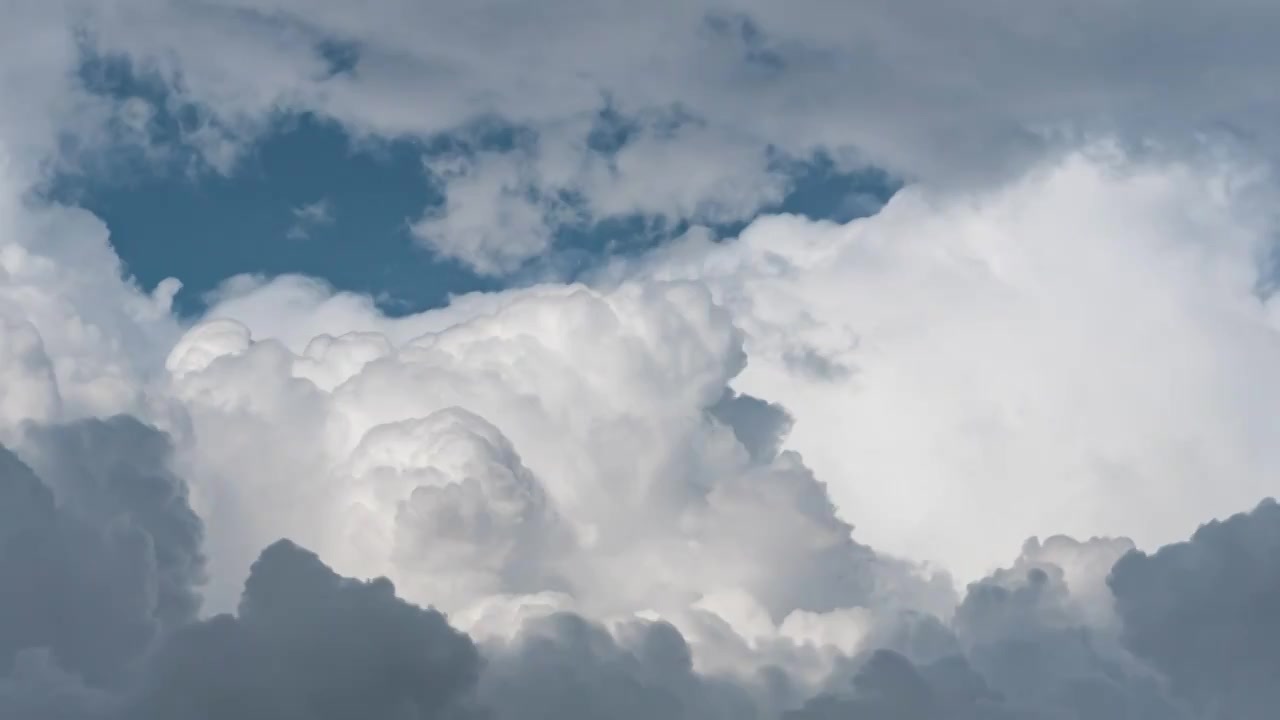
[126,539,484,720]
[1109,498,1280,719]
[0,649,110,720]
[0,416,203,688]
[0,418,483,719]
[20,416,206,632]
[783,649,1028,720]
[479,612,763,720]
[708,389,794,463]
[783,537,1211,720]
[955,567,1188,720]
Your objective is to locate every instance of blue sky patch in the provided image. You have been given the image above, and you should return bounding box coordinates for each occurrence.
[53,53,899,317]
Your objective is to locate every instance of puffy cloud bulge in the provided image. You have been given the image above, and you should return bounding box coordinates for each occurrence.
[5,0,1280,718]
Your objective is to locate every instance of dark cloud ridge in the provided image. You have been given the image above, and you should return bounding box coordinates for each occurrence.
[2,415,1278,719]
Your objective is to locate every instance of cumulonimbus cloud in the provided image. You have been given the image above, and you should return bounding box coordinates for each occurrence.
[6,143,1280,719]
[5,2,1280,718]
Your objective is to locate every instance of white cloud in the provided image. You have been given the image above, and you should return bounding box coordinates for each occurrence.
[285,198,333,240]
[0,156,180,437]
[620,148,1280,582]
[412,151,565,274]
[145,147,1280,697]
[169,278,953,626]
[132,143,1278,612]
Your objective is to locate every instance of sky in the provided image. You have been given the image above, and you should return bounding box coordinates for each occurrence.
[53,111,895,317]
[4,2,1280,719]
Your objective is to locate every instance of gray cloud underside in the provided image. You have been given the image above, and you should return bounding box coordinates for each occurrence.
[2,416,1278,720]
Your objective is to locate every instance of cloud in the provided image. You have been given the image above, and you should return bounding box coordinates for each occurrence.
[165,276,953,627]
[32,0,1275,268]
[0,416,203,702]
[8,4,1280,717]
[478,612,763,720]
[285,198,333,240]
[125,539,483,720]
[412,150,568,274]
[783,650,1022,720]
[1109,498,1280,719]
[0,412,1278,720]
[0,417,484,720]
[615,148,1280,583]
[953,564,1185,718]
[128,147,1280,712]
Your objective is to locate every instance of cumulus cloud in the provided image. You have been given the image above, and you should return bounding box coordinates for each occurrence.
[1,410,1280,719]
[90,150,1268,719]
[478,612,763,720]
[126,539,483,720]
[0,417,202,708]
[412,150,568,274]
[7,141,1280,720]
[0,426,484,719]
[0,411,1211,719]
[0,184,178,430]
[165,276,954,627]
[783,650,1020,720]
[616,149,1280,583]
[7,2,1280,718]
[1109,499,1280,719]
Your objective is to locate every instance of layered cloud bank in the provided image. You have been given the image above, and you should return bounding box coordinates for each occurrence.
[16,0,1280,271]
[6,1,1280,718]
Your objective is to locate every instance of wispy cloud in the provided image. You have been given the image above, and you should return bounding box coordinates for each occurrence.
[286,198,334,240]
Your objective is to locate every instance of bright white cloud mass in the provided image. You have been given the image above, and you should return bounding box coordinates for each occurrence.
[4,2,1280,719]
